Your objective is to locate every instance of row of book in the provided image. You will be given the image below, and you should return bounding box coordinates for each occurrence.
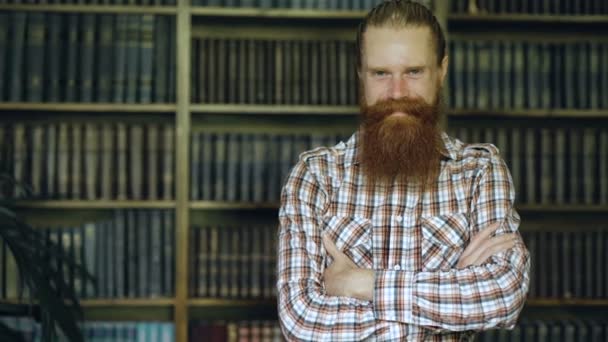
[189,225,277,299]
[190,0,433,10]
[192,36,608,110]
[0,12,175,103]
[190,131,348,202]
[447,125,608,206]
[191,38,359,105]
[523,229,608,300]
[0,210,175,300]
[190,320,283,342]
[477,318,608,341]
[189,222,608,300]
[5,120,608,206]
[452,0,608,15]
[448,40,608,110]
[3,122,175,200]
[0,317,175,342]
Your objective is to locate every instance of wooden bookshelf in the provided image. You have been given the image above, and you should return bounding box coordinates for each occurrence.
[2,1,608,340]
[0,4,178,15]
[0,102,177,113]
[12,200,176,209]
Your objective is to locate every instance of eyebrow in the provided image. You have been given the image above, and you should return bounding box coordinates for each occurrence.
[366,65,427,72]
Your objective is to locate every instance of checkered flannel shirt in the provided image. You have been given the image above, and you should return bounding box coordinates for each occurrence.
[277,131,530,341]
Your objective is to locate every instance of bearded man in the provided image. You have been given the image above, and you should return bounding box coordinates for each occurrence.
[277,1,530,341]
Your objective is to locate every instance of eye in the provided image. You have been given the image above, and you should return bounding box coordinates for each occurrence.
[372,70,388,77]
[407,68,423,76]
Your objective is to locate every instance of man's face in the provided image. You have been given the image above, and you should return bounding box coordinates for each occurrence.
[357,25,448,185]
[360,26,447,108]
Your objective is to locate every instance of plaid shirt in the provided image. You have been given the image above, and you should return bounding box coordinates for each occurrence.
[277,131,530,341]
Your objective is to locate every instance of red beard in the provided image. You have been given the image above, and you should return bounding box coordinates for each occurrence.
[359,91,444,187]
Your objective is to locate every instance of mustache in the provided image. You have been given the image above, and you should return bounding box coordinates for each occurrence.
[361,96,437,125]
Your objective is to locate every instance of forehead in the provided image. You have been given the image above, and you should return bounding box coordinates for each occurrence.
[362,26,434,67]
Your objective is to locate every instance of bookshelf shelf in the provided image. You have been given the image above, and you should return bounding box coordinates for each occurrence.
[188,202,608,213]
[526,299,608,307]
[13,200,176,209]
[449,13,608,25]
[81,298,176,307]
[517,205,608,213]
[0,102,177,113]
[448,108,608,118]
[189,298,608,308]
[189,201,279,210]
[190,104,359,115]
[0,298,175,307]
[188,298,274,307]
[0,4,178,15]
[189,7,366,19]
[190,105,608,118]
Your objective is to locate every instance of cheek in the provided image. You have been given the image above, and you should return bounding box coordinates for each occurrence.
[363,80,387,105]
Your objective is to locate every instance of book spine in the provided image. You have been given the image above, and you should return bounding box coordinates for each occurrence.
[139,15,154,103]
[84,123,98,200]
[80,14,96,102]
[9,12,27,102]
[113,15,128,103]
[71,123,82,199]
[154,16,168,103]
[65,14,79,102]
[147,124,159,200]
[125,15,141,103]
[97,15,114,103]
[0,13,8,101]
[25,12,45,102]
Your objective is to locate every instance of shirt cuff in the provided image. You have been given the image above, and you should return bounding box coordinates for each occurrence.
[372,270,414,324]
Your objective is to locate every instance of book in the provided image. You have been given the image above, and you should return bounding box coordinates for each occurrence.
[84,123,99,200]
[80,14,95,102]
[9,12,27,102]
[25,12,45,102]
[139,15,155,103]
[71,123,82,199]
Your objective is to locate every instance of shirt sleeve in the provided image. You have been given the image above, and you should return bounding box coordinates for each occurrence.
[373,154,531,332]
[277,160,379,341]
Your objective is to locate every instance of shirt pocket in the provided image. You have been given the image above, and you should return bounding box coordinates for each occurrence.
[421,212,470,271]
[322,215,373,268]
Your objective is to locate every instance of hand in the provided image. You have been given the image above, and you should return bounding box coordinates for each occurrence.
[322,234,374,301]
[456,222,518,269]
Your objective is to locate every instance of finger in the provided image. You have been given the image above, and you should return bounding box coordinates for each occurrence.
[472,237,517,266]
[322,234,344,261]
[460,234,513,268]
[460,222,502,259]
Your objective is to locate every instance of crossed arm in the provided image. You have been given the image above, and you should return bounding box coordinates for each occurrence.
[277,157,531,341]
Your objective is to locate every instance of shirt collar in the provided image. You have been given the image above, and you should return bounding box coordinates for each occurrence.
[343,130,457,167]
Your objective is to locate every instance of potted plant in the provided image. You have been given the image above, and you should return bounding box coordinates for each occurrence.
[0,174,93,342]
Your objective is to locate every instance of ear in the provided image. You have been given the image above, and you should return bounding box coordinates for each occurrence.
[439,54,449,85]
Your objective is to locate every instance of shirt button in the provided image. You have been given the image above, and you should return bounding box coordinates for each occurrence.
[395,216,403,223]
[393,264,401,270]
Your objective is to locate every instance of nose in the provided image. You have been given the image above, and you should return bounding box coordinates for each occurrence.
[389,77,408,99]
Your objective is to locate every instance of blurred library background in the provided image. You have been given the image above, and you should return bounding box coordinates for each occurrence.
[0,0,607,341]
